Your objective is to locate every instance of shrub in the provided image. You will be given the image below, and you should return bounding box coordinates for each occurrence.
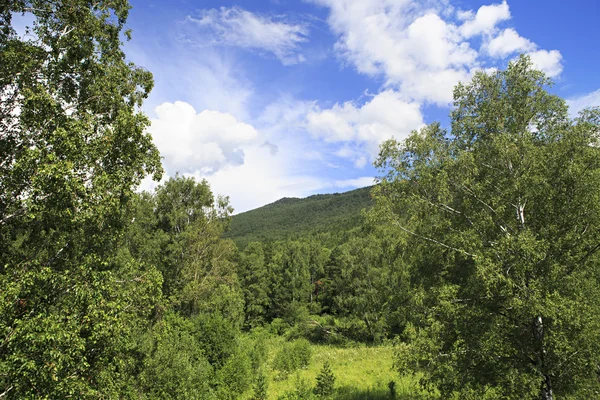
[273,339,312,378]
[138,314,214,399]
[251,373,269,400]
[192,313,237,367]
[388,380,397,399]
[269,318,290,336]
[277,376,315,400]
[216,349,252,398]
[245,327,270,371]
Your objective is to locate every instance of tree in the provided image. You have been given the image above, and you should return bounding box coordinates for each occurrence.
[0,1,162,397]
[314,361,335,398]
[238,242,271,328]
[148,175,243,324]
[376,56,600,399]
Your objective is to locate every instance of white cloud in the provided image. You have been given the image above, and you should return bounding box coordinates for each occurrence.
[188,7,309,65]
[485,28,535,57]
[313,0,563,104]
[126,39,253,121]
[198,145,328,213]
[334,177,375,188]
[144,98,374,213]
[459,1,510,38]
[567,89,600,117]
[527,49,563,78]
[307,90,424,165]
[149,101,260,175]
[140,142,328,214]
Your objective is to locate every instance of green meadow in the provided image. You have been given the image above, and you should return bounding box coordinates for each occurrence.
[242,340,434,400]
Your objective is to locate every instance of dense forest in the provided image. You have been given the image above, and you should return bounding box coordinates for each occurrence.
[226,186,372,248]
[2,1,600,399]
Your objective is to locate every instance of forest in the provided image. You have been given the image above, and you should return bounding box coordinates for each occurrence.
[2,1,600,400]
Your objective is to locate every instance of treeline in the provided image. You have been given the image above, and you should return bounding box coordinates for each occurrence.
[237,227,409,344]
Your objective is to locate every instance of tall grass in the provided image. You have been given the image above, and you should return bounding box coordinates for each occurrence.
[242,338,434,399]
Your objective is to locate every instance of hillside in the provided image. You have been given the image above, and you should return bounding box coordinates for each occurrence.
[225,186,374,248]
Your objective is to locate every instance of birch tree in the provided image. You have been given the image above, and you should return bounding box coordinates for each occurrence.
[376,56,600,399]
[1,1,162,397]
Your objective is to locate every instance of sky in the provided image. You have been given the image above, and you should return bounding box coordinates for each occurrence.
[121,0,600,213]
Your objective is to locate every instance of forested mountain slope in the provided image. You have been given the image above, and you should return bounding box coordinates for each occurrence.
[226,186,374,247]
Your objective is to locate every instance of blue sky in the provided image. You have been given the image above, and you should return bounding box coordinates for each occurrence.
[122,0,600,213]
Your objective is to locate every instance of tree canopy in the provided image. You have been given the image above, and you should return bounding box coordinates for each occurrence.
[375,56,600,400]
[1,1,161,397]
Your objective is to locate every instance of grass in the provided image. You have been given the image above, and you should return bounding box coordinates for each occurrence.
[244,338,432,399]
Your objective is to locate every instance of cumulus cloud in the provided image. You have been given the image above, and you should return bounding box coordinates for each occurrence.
[307,90,425,166]
[485,28,535,57]
[314,0,475,104]
[197,145,328,213]
[567,89,600,117]
[313,0,563,104]
[149,101,260,175]
[139,0,568,213]
[459,1,510,38]
[144,99,370,213]
[527,49,563,78]
[187,7,309,65]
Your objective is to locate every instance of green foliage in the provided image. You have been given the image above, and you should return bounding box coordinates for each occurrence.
[376,55,600,399]
[252,372,269,400]
[244,327,271,371]
[269,318,291,336]
[238,242,271,328]
[216,349,253,398]
[388,381,397,399]
[266,344,419,400]
[0,0,162,397]
[227,186,373,248]
[273,339,313,378]
[314,361,336,398]
[278,376,316,400]
[192,313,238,367]
[138,313,214,399]
[138,311,257,399]
[236,214,410,343]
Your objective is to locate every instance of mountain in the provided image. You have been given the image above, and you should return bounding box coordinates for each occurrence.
[225,186,374,248]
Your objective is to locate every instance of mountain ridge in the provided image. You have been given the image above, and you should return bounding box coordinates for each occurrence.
[226,186,374,248]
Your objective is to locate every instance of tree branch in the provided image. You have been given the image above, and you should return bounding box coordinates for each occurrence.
[391,219,476,258]
[0,386,13,398]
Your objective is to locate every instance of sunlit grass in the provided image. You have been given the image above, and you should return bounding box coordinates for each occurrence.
[243,338,433,399]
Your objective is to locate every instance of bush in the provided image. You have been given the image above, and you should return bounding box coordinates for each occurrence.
[286,315,349,346]
[244,327,271,371]
[335,317,373,343]
[251,373,269,400]
[215,349,252,398]
[388,380,397,399]
[277,376,315,400]
[273,339,312,378]
[269,318,290,336]
[192,313,237,367]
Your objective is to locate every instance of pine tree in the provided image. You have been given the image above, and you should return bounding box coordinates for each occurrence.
[314,361,335,398]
